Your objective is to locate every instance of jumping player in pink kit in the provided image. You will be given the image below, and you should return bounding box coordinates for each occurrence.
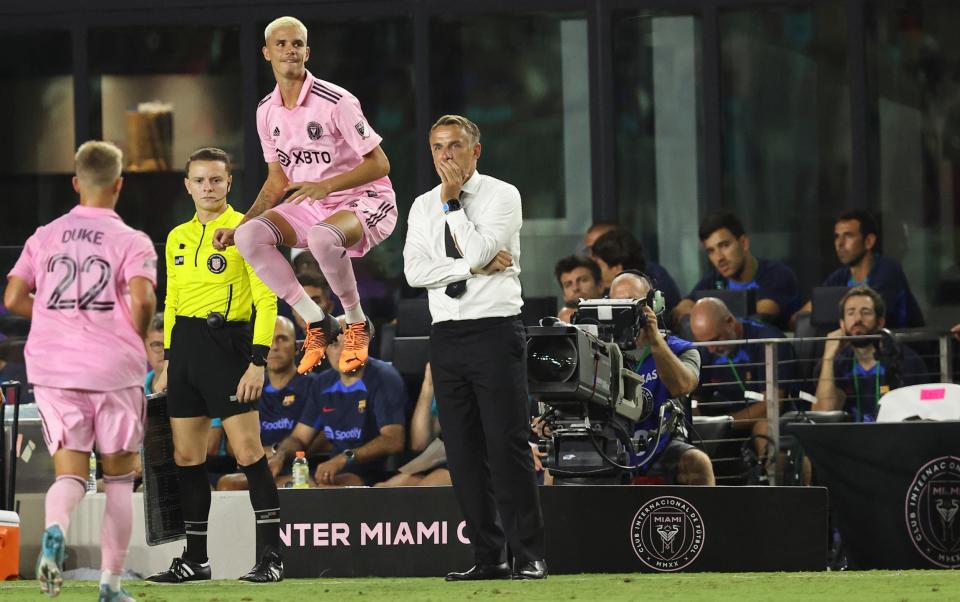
[4,141,157,602]
[214,15,396,375]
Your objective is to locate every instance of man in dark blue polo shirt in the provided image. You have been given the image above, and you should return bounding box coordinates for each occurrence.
[268,318,406,486]
[814,286,928,422]
[690,298,795,444]
[793,210,923,329]
[588,227,683,318]
[673,212,800,330]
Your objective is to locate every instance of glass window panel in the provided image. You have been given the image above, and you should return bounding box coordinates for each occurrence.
[720,3,850,291]
[872,1,960,328]
[0,31,74,258]
[90,26,243,172]
[613,12,703,293]
[429,13,591,299]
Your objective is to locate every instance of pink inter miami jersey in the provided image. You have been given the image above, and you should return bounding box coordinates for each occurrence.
[8,205,157,392]
[256,70,393,202]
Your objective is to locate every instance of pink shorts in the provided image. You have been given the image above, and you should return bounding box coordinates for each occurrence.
[34,385,146,456]
[270,186,397,257]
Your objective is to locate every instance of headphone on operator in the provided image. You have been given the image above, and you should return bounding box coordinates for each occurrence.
[615,269,666,316]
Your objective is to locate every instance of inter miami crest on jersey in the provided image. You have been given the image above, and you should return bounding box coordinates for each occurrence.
[207,253,227,274]
[306,122,323,140]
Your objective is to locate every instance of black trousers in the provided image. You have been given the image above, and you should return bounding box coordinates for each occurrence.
[430,316,545,565]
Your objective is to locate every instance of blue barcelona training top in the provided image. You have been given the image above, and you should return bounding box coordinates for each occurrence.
[297,358,407,472]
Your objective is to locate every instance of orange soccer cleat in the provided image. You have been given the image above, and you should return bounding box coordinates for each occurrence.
[339,319,374,374]
[297,314,341,374]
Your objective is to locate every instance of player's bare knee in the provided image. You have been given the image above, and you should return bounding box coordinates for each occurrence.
[234,441,265,467]
[100,450,139,477]
[173,448,206,467]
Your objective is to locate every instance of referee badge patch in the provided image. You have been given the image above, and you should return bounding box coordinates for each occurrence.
[207,253,227,274]
[306,121,323,140]
[174,256,184,266]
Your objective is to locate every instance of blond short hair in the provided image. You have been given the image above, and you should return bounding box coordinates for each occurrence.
[264,16,308,43]
[430,115,481,145]
[75,141,123,189]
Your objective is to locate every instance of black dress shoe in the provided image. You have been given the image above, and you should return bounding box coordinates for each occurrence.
[513,559,548,580]
[445,562,512,581]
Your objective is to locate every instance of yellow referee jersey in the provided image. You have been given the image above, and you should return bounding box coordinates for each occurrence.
[163,205,277,350]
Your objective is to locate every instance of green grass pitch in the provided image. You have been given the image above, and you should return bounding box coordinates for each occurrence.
[1,571,959,601]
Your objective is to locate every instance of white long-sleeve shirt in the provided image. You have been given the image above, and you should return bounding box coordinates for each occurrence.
[403,171,523,323]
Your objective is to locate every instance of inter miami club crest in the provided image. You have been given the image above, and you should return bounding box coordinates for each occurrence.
[306,121,323,140]
[906,456,960,568]
[355,121,370,139]
[630,496,705,571]
[207,253,227,274]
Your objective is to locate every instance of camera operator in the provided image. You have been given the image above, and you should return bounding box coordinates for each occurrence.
[609,272,715,485]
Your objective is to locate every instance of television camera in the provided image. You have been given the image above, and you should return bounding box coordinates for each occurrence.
[526,296,686,480]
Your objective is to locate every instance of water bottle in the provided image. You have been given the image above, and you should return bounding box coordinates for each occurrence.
[292,451,309,489]
[87,451,97,493]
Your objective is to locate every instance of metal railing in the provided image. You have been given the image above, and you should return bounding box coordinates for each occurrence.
[688,329,957,485]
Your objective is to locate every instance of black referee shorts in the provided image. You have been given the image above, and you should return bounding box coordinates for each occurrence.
[167,317,253,420]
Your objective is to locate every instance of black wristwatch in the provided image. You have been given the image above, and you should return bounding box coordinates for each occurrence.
[343,449,357,465]
[442,198,462,214]
[249,344,269,367]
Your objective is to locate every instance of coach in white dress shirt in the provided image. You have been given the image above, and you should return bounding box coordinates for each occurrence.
[403,115,546,581]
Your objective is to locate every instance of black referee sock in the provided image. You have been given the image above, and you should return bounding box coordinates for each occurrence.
[240,455,281,558]
[176,463,212,564]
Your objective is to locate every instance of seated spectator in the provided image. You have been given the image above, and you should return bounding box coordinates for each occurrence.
[610,272,714,485]
[792,210,924,329]
[673,212,800,330]
[589,228,682,318]
[291,248,321,276]
[690,298,794,450]
[144,312,166,395]
[376,363,451,487]
[814,285,928,422]
[217,316,314,490]
[553,255,604,323]
[583,221,618,254]
[286,271,336,339]
[268,318,406,487]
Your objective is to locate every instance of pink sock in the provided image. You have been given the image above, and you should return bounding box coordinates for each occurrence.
[45,475,86,533]
[100,472,135,574]
[307,223,360,311]
[235,217,308,306]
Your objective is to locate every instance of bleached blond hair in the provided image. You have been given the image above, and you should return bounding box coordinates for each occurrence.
[264,16,308,44]
[75,141,123,189]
